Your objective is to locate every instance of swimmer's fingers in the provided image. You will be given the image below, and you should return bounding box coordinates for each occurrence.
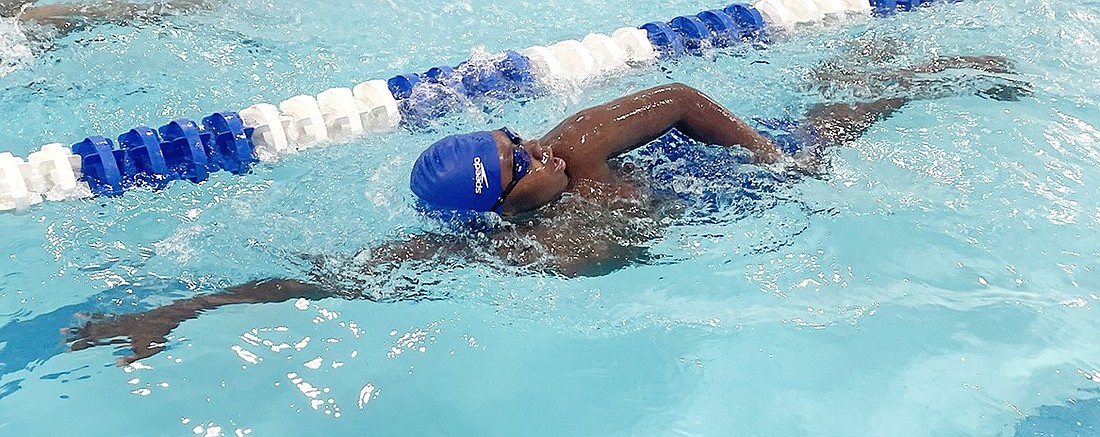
[61,312,105,338]
[60,315,90,336]
[293,252,328,271]
[68,336,129,352]
[64,314,126,349]
[64,313,132,349]
[787,156,828,178]
[68,332,160,368]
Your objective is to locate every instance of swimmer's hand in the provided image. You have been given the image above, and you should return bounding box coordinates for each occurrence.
[66,307,184,366]
[785,151,828,177]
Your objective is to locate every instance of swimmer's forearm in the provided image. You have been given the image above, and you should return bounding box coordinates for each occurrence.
[663,84,780,163]
[69,279,328,365]
[127,280,322,339]
[153,279,326,317]
[546,83,780,164]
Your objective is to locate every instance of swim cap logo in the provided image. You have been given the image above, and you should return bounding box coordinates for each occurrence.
[473,157,488,194]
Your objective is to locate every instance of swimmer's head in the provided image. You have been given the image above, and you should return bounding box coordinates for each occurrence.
[410,128,569,215]
[410,131,503,212]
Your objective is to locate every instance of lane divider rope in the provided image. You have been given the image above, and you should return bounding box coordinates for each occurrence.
[0,0,953,211]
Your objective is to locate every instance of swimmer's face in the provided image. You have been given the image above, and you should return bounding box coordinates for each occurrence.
[493,130,569,215]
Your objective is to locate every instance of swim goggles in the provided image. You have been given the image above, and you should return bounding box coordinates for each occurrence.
[491,126,531,213]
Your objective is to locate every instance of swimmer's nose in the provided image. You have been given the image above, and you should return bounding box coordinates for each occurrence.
[527,141,551,164]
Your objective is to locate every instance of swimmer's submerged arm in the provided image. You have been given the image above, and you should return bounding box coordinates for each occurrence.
[541,83,781,180]
[66,230,642,365]
[66,233,483,364]
[17,0,209,33]
[66,228,639,364]
[69,279,327,365]
[547,240,651,277]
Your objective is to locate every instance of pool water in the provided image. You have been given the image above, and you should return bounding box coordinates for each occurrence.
[1,0,1099,435]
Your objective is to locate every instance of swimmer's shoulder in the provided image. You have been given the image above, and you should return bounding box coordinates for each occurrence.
[540,131,617,183]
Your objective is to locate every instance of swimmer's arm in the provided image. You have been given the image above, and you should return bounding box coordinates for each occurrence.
[66,229,633,365]
[17,0,208,32]
[67,234,469,365]
[804,98,908,144]
[541,83,781,179]
[69,279,326,365]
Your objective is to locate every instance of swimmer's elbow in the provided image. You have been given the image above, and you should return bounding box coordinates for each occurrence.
[665,82,703,99]
[665,82,693,92]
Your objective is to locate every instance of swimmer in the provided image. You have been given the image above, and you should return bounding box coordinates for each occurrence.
[3,0,208,34]
[65,57,1029,364]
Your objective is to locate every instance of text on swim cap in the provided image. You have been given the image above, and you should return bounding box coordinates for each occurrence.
[473,156,488,194]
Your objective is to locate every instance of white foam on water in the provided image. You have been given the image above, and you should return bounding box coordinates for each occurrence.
[0,17,34,77]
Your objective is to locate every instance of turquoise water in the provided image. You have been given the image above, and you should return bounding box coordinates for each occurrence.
[2,0,1100,435]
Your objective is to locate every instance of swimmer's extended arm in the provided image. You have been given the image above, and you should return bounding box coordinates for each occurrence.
[17,0,208,33]
[541,83,781,181]
[65,234,479,364]
[806,55,1027,144]
[69,279,326,365]
[65,229,639,364]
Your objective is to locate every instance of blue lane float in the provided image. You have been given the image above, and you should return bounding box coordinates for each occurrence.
[389,50,536,103]
[723,4,767,40]
[158,119,213,184]
[387,74,421,101]
[641,21,687,57]
[697,10,742,47]
[69,114,258,196]
[118,127,171,189]
[671,15,712,54]
[72,136,126,196]
[202,112,256,175]
[1,0,965,210]
[390,49,539,124]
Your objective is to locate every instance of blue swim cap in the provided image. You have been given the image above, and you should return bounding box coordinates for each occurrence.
[410,131,503,212]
